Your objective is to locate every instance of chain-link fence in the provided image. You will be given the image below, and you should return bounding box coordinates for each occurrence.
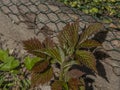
[0,0,120,90]
[0,0,97,34]
[0,0,119,61]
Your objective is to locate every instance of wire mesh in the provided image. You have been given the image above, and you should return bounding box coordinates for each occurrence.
[0,0,120,62]
[0,0,96,33]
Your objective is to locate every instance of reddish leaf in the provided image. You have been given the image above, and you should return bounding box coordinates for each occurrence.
[22,37,46,58]
[68,69,85,78]
[31,67,53,87]
[79,23,103,44]
[23,37,56,58]
[32,60,49,73]
[43,37,55,48]
[57,20,79,49]
[51,80,63,90]
[76,50,97,73]
[68,78,81,90]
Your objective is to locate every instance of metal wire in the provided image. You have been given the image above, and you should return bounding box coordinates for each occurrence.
[0,0,120,61]
[0,0,96,32]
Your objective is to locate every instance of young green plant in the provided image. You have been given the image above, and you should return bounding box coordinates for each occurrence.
[0,49,30,90]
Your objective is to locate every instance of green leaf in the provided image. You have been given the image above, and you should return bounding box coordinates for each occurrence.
[41,48,64,64]
[102,17,113,24]
[57,46,65,63]
[7,82,15,87]
[3,85,8,90]
[0,56,20,71]
[79,39,101,48]
[63,60,79,81]
[21,79,30,89]
[79,23,103,44]
[31,67,53,87]
[24,56,41,70]
[76,50,97,73]
[23,37,55,58]
[79,78,85,90]
[57,20,79,50]
[63,82,69,90]
[0,49,9,62]
[63,60,78,71]
[10,70,19,74]
[63,60,78,68]
[80,86,85,90]
[20,79,30,90]
[0,75,5,86]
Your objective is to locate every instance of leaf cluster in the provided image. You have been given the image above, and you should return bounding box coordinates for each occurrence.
[23,20,103,90]
[0,49,30,89]
[0,49,19,71]
[59,0,120,18]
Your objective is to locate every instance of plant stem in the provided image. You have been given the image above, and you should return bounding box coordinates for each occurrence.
[59,63,64,81]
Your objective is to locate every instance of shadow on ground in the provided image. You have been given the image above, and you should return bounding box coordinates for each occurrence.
[79,30,110,90]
